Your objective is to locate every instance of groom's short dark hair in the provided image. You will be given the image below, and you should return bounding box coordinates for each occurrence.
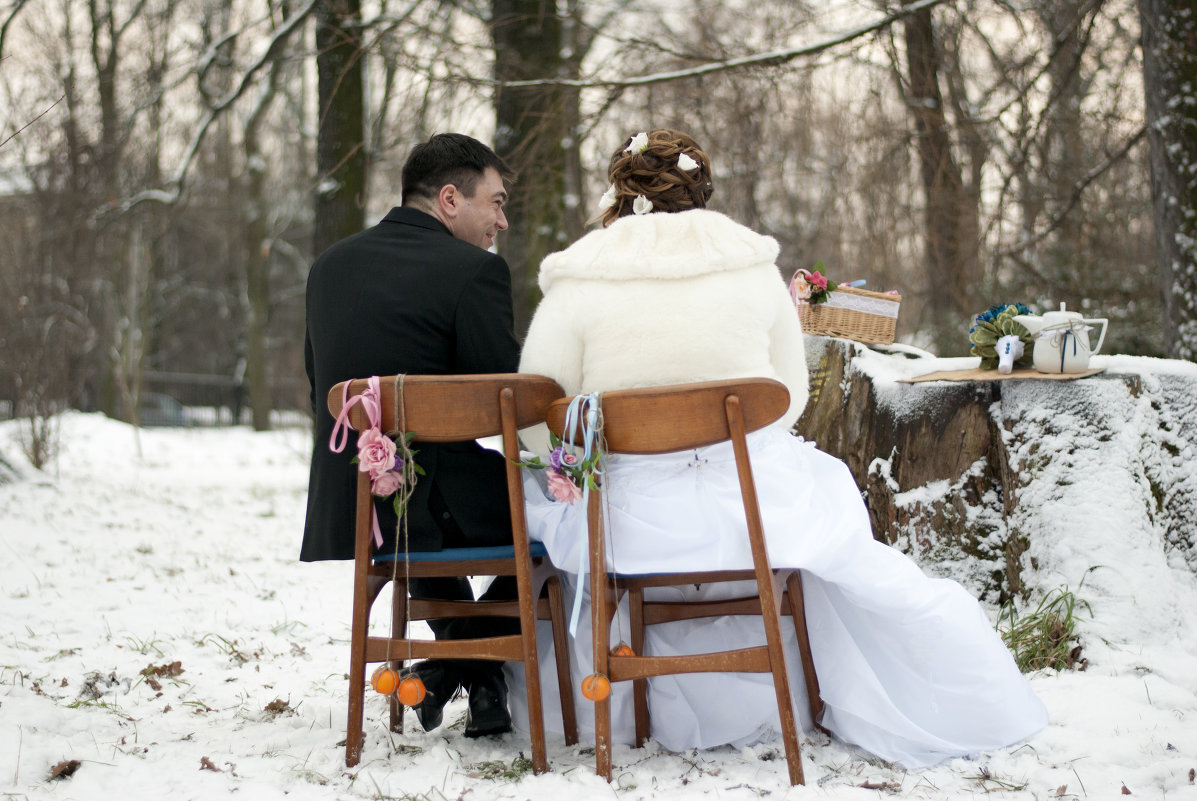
[401,133,515,204]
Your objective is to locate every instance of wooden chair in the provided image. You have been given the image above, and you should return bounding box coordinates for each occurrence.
[329,373,579,772]
[545,378,822,786]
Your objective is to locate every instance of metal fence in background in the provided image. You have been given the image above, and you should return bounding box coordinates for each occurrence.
[139,371,311,428]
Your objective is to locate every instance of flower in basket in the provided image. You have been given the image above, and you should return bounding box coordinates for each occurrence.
[518,432,603,505]
[969,303,1034,370]
[789,261,839,306]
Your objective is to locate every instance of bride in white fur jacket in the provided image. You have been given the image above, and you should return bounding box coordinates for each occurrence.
[509,129,1046,769]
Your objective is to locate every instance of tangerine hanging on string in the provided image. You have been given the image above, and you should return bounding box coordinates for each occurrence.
[611,642,635,657]
[581,673,611,702]
[396,675,427,706]
[371,666,400,696]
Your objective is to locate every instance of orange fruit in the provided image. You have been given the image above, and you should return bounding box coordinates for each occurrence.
[396,675,427,707]
[611,643,635,657]
[581,673,611,702]
[371,666,399,695]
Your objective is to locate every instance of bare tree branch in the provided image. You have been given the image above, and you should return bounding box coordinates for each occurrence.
[993,125,1146,259]
[0,0,30,59]
[112,0,318,215]
[0,94,63,149]
[490,0,947,89]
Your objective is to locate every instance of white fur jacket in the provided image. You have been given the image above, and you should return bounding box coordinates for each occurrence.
[518,209,809,436]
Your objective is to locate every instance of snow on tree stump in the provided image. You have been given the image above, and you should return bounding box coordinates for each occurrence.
[796,336,1197,605]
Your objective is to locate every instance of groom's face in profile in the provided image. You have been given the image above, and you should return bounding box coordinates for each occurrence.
[451,167,509,251]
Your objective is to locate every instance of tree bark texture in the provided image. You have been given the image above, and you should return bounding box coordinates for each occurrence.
[796,338,1197,603]
[1140,0,1197,361]
[314,0,366,258]
[1040,0,1088,299]
[244,55,282,431]
[902,2,973,357]
[492,0,571,335]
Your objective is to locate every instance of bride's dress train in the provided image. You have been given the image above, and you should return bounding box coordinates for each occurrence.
[506,427,1047,768]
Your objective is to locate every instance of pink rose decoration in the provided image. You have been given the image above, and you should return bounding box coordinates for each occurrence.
[807,271,828,290]
[372,470,403,497]
[357,428,397,480]
[562,454,578,466]
[546,469,583,504]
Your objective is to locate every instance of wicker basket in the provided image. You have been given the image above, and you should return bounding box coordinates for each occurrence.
[789,273,901,345]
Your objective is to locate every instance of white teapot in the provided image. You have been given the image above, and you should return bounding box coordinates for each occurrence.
[1012,303,1108,374]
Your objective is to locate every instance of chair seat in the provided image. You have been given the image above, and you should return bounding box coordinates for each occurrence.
[374,542,549,563]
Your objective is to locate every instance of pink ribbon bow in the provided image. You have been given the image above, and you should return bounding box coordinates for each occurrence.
[329,376,386,549]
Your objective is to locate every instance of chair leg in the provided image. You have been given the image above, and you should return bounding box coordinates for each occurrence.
[786,571,825,730]
[345,581,373,768]
[594,580,615,782]
[346,660,366,766]
[628,586,650,748]
[546,574,579,745]
[515,569,550,774]
[762,574,804,785]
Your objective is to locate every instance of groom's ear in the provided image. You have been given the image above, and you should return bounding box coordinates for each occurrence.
[437,183,461,219]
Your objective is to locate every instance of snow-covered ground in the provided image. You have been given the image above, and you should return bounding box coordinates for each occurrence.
[3,366,1197,799]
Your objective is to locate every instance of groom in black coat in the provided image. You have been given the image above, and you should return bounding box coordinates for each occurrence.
[302,133,520,737]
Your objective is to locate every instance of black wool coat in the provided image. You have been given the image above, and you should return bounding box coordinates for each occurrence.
[301,206,520,561]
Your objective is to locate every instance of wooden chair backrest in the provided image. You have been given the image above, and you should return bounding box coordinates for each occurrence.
[544,378,790,455]
[328,373,564,441]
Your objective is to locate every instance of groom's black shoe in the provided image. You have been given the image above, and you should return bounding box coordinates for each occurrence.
[464,666,511,738]
[409,660,460,732]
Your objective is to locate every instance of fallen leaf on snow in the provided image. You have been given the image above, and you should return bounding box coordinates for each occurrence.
[49,760,80,780]
[142,661,184,678]
[263,698,292,717]
[858,780,901,791]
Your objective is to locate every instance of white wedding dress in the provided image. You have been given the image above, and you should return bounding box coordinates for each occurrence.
[506,426,1047,769]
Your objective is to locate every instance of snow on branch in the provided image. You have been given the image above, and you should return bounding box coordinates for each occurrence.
[494,0,948,90]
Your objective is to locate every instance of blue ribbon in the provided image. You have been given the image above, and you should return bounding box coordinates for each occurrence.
[1060,331,1076,372]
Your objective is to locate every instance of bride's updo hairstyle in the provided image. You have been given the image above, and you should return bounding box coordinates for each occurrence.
[600,129,713,227]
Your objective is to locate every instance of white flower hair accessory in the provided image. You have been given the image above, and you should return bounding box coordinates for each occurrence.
[632,195,653,215]
[598,184,617,210]
[677,153,699,172]
[626,132,649,155]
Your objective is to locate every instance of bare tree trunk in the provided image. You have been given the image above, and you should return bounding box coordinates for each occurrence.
[492,0,567,334]
[939,12,985,297]
[1141,0,1197,360]
[1040,0,1088,303]
[314,0,366,257]
[560,0,586,246]
[244,49,284,431]
[89,0,138,422]
[902,1,971,355]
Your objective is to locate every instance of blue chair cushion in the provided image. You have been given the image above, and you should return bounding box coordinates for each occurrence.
[373,542,549,564]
